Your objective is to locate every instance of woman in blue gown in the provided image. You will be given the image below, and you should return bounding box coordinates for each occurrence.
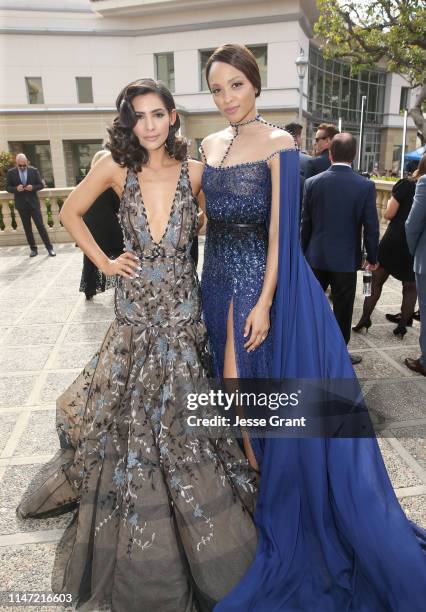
[200,44,426,612]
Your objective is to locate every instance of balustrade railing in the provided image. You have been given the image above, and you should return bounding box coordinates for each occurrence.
[373,180,395,220]
[0,189,73,246]
[0,181,395,247]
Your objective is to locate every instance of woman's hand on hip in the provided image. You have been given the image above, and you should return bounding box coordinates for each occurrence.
[100,251,140,278]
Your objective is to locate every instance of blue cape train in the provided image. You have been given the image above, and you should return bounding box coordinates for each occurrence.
[216,149,426,612]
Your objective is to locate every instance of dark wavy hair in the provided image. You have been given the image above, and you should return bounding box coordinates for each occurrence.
[205,44,261,98]
[106,78,187,172]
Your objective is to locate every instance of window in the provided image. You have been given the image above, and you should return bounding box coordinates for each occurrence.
[400,87,409,113]
[250,46,267,88]
[194,138,204,161]
[155,53,175,91]
[199,50,213,91]
[307,46,385,167]
[307,46,385,127]
[76,77,93,103]
[63,140,103,186]
[199,45,268,91]
[25,77,44,104]
[393,144,402,163]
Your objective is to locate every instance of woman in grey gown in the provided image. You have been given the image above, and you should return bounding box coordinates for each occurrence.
[17,78,257,611]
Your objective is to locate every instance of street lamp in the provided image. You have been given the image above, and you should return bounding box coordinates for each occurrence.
[295,48,309,122]
[357,94,367,172]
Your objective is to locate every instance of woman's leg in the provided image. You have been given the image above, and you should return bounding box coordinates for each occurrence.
[224,301,259,472]
[358,266,390,322]
[399,281,417,327]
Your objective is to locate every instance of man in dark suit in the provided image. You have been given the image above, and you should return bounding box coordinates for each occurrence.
[284,122,311,179]
[6,154,55,257]
[304,123,340,180]
[301,133,379,364]
[405,174,426,375]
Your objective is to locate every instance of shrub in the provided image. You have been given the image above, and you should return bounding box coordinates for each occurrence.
[0,151,14,191]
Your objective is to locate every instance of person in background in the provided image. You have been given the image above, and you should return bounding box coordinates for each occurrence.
[304,123,339,179]
[405,169,426,376]
[406,160,419,176]
[284,121,311,178]
[353,153,426,338]
[79,150,124,300]
[301,132,379,364]
[6,153,55,257]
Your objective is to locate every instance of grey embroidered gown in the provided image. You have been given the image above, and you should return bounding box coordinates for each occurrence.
[17,159,257,612]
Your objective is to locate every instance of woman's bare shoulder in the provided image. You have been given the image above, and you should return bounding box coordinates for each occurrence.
[89,151,127,196]
[263,127,297,171]
[267,127,296,151]
[92,151,126,177]
[188,158,204,170]
[201,129,232,153]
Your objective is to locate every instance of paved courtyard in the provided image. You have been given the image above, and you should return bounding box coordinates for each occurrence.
[0,242,425,610]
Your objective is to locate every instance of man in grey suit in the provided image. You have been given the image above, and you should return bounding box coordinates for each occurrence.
[6,153,55,257]
[405,173,426,375]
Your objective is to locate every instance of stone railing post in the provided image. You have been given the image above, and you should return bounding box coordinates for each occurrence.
[0,199,15,235]
[40,194,50,228]
[50,197,62,229]
[372,180,395,223]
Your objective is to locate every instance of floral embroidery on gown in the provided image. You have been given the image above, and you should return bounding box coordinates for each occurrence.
[17,159,257,612]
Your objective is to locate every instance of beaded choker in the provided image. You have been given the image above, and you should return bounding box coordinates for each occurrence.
[229,114,261,130]
[218,114,290,168]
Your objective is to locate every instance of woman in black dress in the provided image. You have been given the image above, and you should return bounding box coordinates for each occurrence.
[79,150,124,300]
[353,158,426,338]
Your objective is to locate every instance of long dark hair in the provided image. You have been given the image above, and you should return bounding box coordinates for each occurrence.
[205,44,261,97]
[106,78,187,172]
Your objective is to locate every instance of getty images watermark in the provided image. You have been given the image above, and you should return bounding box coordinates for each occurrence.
[186,388,307,429]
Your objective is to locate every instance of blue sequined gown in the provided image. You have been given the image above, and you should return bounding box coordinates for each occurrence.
[201,147,426,611]
[201,160,274,377]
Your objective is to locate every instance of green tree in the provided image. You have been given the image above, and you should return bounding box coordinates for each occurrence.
[0,151,14,191]
[315,0,426,143]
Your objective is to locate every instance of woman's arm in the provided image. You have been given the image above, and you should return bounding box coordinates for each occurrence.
[383,196,400,220]
[60,154,138,278]
[188,158,206,233]
[197,191,206,234]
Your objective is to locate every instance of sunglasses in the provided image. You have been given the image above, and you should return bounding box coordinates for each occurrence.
[18,164,27,168]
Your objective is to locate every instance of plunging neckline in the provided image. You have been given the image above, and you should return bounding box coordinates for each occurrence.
[136,161,184,246]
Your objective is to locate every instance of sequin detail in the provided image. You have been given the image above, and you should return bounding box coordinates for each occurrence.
[201,160,274,377]
[201,116,297,377]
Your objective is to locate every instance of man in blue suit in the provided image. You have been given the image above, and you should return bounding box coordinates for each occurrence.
[301,133,380,364]
[405,173,426,376]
